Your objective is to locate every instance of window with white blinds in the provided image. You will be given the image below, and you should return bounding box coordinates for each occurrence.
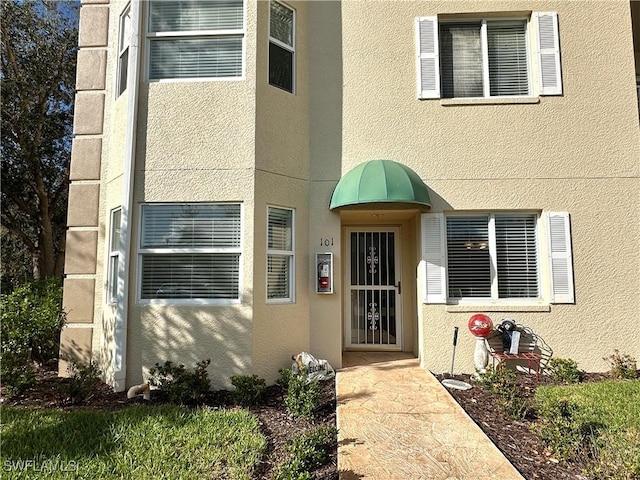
[417,13,561,99]
[267,206,294,302]
[269,1,295,93]
[147,0,244,80]
[439,19,528,98]
[139,203,241,302]
[446,214,539,300]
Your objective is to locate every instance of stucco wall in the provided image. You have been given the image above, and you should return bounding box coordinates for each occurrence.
[340,1,640,373]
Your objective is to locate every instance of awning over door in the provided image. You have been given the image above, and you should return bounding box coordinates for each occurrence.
[329,160,431,210]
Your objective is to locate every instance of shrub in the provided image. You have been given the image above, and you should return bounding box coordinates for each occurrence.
[0,278,65,395]
[545,357,582,384]
[148,359,211,404]
[56,361,103,403]
[273,426,337,480]
[603,350,638,380]
[230,374,267,406]
[283,368,322,420]
[277,368,296,389]
[475,365,517,397]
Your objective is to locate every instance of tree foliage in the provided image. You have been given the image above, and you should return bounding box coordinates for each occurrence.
[1,0,79,285]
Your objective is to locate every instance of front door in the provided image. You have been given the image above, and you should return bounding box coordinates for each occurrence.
[345,228,402,349]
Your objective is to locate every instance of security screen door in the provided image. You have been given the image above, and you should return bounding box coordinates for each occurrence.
[345,228,402,349]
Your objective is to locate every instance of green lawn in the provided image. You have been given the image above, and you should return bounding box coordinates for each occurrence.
[0,405,267,480]
[535,378,640,479]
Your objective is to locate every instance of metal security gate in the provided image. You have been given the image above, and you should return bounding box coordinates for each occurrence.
[345,228,401,349]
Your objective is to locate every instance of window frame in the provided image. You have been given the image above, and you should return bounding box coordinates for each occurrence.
[268,0,295,93]
[266,205,295,303]
[137,202,243,305]
[145,0,247,83]
[438,17,531,99]
[444,213,541,302]
[416,12,562,100]
[107,207,122,304]
[117,4,131,96]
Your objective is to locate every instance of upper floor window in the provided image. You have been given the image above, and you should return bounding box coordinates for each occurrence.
[269,0,295,93]
[117,5,131,96]
[139,203,242,303]
[267,206,294,302]
[147,0,245,81]
[416,13,562,99]
[422,212,574,304]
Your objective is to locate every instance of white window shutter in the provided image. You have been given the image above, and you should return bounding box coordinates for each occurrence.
[421,213,447,303]
[545,212,574,303]
[416,17,440,99]
[535,12,562,96]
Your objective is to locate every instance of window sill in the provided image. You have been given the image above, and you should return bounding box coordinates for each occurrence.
[445,304,551,313]
[440,96,540,106]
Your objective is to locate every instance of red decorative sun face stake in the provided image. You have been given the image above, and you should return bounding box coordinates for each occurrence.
[468,314,493,338]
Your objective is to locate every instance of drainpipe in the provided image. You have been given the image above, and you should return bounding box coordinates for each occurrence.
[113,0,142,392]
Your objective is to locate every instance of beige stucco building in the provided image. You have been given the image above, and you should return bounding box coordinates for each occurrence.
[62,0,640,391]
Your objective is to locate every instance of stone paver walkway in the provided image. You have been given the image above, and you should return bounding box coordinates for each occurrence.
[336,351,525,480]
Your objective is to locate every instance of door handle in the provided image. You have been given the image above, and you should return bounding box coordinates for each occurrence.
[396,281,401,294]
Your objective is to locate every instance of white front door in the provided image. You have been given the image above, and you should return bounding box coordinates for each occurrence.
[345,228,402,349]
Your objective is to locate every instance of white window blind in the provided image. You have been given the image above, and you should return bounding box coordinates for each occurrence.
[267,206,294,301]
[495,215,538,298]
[140,203,241,301]
[487,21,529,96]
[147,0,244,80]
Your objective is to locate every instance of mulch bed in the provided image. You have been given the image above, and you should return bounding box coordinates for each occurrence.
[435,371,612,480]
[0,366,338,480]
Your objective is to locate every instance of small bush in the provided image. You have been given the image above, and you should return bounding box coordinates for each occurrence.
[0,278,65,395]
[56,361,103,403]
[273,426,337,480]
[283,368,322,420]
[230,374,267,406]
[277,368,296,389]
[475,365,517,397]
[604,350,638,380]
[500,392,533,420]
[148,359,211,404]
[546,357,582,384]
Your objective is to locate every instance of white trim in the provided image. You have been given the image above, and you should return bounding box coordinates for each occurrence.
[107,207,122,304]
[266,204,296,303]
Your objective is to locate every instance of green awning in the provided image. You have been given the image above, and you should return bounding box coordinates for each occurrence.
[329,160,431,210]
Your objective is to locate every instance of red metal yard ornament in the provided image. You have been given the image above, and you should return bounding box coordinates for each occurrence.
[468,314,493,338]
[468,314,493,374]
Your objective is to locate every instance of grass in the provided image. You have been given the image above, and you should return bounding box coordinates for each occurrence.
[535,378,640,479]
[0,405,267,480]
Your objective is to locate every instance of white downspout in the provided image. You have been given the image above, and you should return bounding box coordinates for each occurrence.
[114,0,142,391]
